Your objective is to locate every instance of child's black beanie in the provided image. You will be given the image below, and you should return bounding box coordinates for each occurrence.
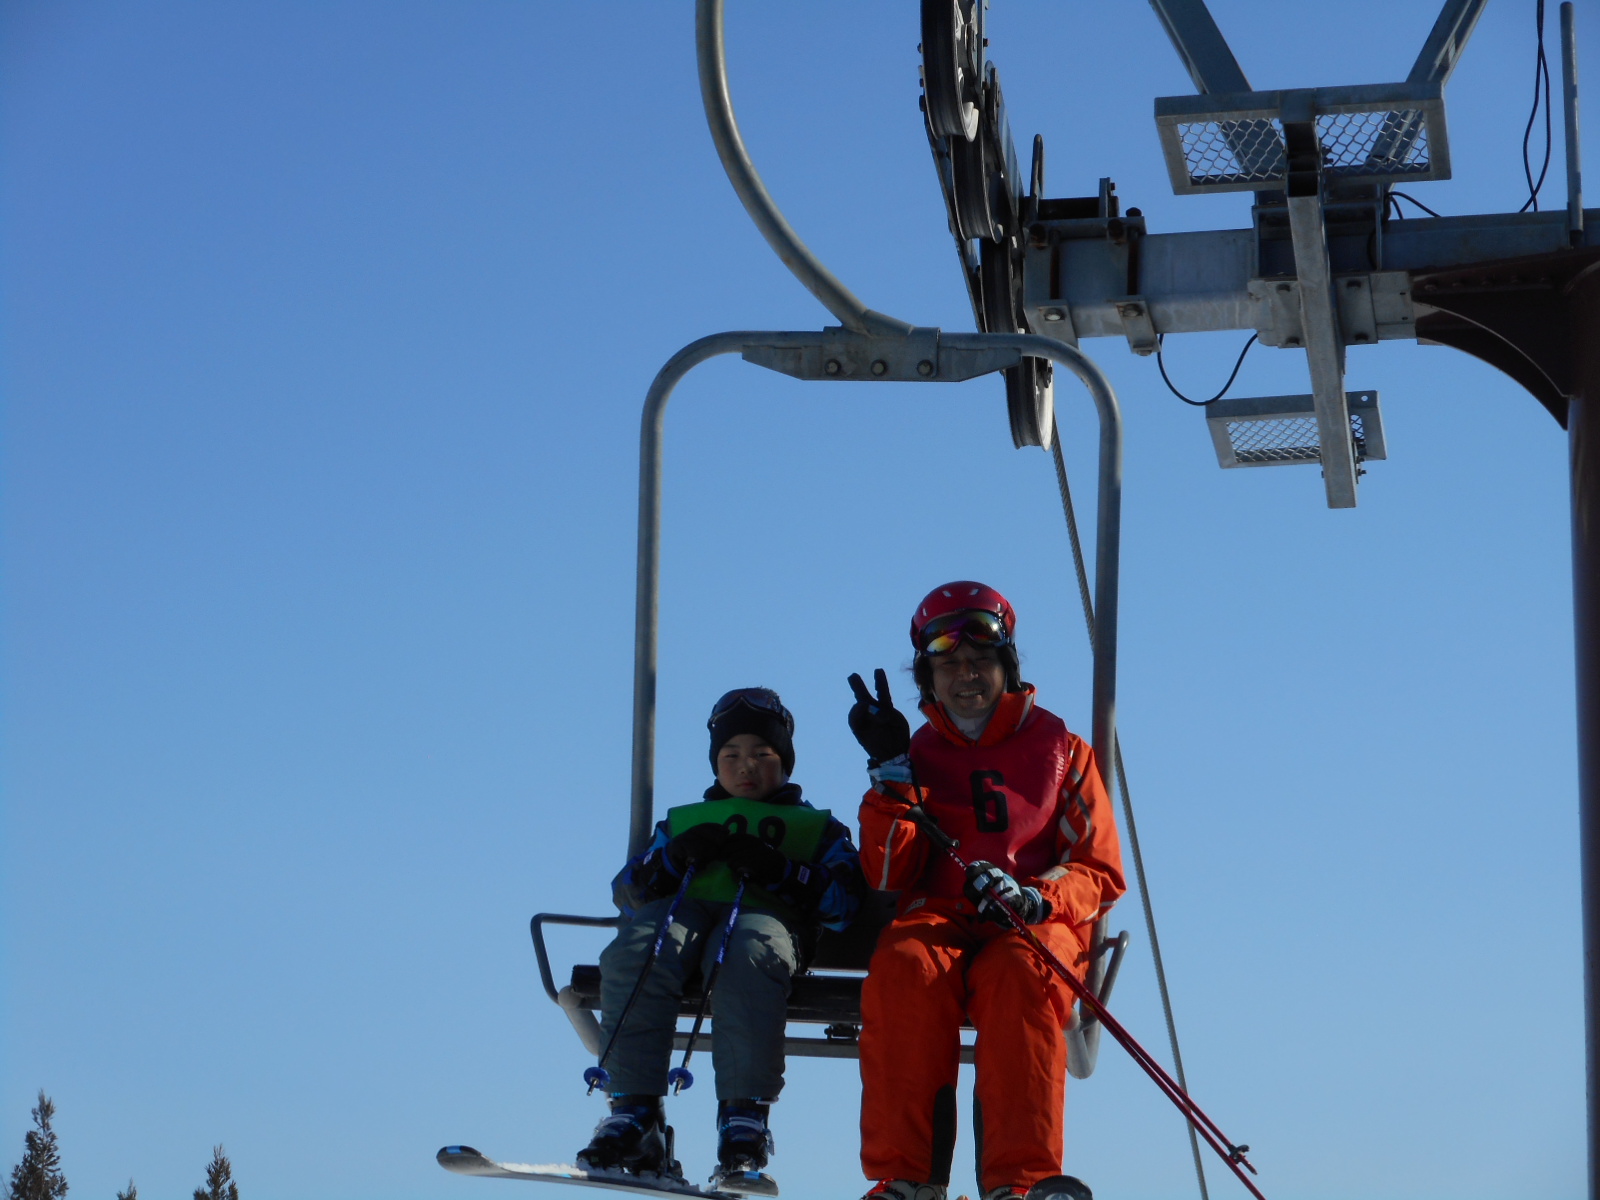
[708,705,796,777]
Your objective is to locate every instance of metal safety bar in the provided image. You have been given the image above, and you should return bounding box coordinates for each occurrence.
[628,329,1123,858]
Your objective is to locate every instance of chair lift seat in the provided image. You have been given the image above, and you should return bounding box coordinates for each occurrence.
[534,892,1128,1073]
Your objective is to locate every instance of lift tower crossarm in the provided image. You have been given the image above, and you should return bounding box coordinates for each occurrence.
[696,0,913,338]
[1146,0,1251,94]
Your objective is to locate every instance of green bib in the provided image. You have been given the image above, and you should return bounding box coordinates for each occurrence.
[666,797,832,914]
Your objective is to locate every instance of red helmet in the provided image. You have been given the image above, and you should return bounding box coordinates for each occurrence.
[909,581,1016,652]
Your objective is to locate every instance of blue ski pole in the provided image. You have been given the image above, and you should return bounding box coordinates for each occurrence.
[584,863,698,1094]
[666,878,747,1094]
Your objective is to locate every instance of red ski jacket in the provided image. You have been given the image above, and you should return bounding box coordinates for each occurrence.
[859,686,1126,940]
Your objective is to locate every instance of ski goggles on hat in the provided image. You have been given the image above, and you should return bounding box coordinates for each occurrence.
[708,687,794,733]
[917,609,1011,655]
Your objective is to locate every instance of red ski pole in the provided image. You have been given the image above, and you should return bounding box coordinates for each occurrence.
[899,801,1267,1200]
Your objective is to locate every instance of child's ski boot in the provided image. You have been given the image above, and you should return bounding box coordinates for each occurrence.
[574,1095,683,1182]
[708,1100,778,1197]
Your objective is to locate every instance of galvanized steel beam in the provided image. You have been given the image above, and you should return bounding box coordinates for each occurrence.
[1408,0,1490,85]
[1145,0,1250,94]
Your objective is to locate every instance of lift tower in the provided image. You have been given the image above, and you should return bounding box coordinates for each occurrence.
[918,0,1598,1193]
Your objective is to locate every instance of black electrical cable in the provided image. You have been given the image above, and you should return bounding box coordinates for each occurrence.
[1520,0,1553,213]
[1155,333,1258,407]
[1390,190,1443,218]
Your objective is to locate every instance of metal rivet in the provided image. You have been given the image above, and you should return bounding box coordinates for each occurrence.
[870,360,887,376]
[917,360,934,377]
[1044,308,1064,322]
[824,360,841,376]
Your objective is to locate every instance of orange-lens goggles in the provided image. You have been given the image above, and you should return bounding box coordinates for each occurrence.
[918,610,1009,655]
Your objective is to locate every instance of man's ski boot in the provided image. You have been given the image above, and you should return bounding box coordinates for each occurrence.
[862,1182,948,1200]
[708,1100,778,1197]
[574,1095,683,1181]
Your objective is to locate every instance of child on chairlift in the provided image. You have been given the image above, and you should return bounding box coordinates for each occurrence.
[577,687,864,1195]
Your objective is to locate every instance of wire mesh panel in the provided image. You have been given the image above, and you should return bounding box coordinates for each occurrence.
[1173,118,1286,189]
[1206,392,1385,469]
[1156,83,1449,195]
[1225,414,1320,464]
[1317,110,1432,179]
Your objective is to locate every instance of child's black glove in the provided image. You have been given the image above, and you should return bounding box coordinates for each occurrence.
[963,860,1051,926]
[664,822,731,874]
[723,832,789,888]
[847,669,912,764]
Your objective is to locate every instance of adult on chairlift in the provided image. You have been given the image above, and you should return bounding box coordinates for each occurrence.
[847,583,1126,1200]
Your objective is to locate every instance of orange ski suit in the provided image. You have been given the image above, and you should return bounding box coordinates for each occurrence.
[857,687,1125,1193]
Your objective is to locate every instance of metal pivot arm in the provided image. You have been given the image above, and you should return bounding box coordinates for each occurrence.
[1146,0,1251,94]
[1282,95,1359,509]
[629,329,1122,852]
[696,0,912,338]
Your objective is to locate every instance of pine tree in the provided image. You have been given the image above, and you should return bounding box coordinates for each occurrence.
[8,1091,68,1200]
[192,1146,237,1200]
[114,1182,136,1200]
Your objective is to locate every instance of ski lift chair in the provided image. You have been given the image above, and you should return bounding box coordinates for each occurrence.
[525,0,1133,1084]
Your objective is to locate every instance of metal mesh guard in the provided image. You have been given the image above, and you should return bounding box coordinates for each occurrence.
[1226,412,1368,465]
[1175,118,1285,187]
[1176,110,1431,188]
[1317,110,1431,176]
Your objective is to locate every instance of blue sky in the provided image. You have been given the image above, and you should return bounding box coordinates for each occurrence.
[2,2,1593,1198]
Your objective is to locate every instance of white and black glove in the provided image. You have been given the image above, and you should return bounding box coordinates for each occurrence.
[963,860,1051,926]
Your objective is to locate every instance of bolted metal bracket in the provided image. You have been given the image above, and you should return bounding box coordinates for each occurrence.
[741,327,1023,384]
[1113,296,1159,356]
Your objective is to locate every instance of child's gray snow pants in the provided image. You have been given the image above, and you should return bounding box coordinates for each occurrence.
[597,895,800,1100]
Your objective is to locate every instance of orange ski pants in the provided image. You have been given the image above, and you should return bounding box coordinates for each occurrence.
[859,901,1084,1193]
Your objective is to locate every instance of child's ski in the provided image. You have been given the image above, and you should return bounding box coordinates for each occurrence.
[437,1146,772,1198]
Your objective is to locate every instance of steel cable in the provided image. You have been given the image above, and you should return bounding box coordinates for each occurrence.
[1051,433,1210,1200]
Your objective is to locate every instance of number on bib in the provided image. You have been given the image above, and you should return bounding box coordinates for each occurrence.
[970,770,1010,832]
